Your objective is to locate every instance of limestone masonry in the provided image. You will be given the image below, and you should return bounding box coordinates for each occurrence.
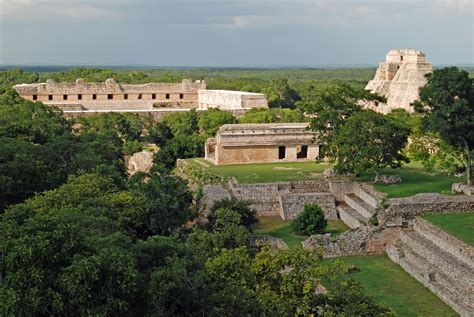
[205,123,320,165]
[13,78,268,115]
[198,90,268,110]
[365,49,433,113]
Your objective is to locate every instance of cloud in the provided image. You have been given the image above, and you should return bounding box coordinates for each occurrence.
[434,0,473,10]
[0,0,123,20]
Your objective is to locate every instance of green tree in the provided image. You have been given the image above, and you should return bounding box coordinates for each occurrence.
[130,173,193,237]
[331,110,410,177]
[0,208,139,316]
[306,84,385,160]
[414,67,474,186]
[208,197,258,230]
[291,204,327,236]
[198,108,237,136]
[161,109,199,136]
[238,107,306,123]
[153,134,205,171]
[267,78,301,109]
[136,236,214,316]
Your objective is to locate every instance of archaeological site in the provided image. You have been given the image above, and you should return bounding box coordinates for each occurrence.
[13,78,268,117]
[365,49,433,113]
[205,123,320,165]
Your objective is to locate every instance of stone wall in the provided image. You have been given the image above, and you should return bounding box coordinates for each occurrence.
[387,217,474,316]
[198,90,268,110]
[413,218,474,265]
[381,193,474,224]
[230,180,331,218]
[279,193,337,220]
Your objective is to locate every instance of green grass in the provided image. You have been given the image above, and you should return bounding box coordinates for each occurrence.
[188,158,329,183]
[255,217,349,248]
[423,212,474,246]
[331,255,457,317]
[359,161,460,198]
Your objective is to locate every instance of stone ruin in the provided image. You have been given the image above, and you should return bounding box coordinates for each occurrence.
[365,49,433,113]
[13,78,268,118]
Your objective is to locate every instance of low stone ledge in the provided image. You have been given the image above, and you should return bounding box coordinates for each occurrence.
[381,193,474,223]
[413,217,474,267]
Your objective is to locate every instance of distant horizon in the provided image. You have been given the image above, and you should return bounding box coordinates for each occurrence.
[1,63,474,71]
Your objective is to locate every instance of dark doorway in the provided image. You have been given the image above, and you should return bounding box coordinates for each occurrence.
[124,94,128,100]
[108,94,113,100]
[48,95,53,101]
[297,145,308,159]
[78,94,82,100]
[92,94,97,100]
[278,146,286,159]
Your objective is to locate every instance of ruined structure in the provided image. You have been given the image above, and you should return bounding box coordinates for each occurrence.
[198,90,268,110]
[365,49,432,113]
[13,78,267,117]
[14,78,206,112]
[205,123,320,165]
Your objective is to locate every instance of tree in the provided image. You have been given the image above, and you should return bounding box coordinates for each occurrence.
[414,67,474,186]
[130,173,193,237]
[198,108,237,137]
[161,109,199,136]
[208,197,258,230]
[306,84,385,160]
[153,134,205,171]
[291,204,327,236]
[0,208,139,316]
[331,110,410,177]
[266,78,301,109]
[238,108,306,124]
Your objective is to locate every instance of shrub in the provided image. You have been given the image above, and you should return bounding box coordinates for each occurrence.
[291,204,327,236]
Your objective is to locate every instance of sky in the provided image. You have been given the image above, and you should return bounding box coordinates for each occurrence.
[0,0,473,67]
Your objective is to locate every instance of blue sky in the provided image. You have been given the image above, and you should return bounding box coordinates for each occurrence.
[0,0,472,66]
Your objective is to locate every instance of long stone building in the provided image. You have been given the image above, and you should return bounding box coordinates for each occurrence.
[365,49,432,113]
[205,123,320,165]
[198,90,268,110]
[13,78,268,116]
[14,78,206,112]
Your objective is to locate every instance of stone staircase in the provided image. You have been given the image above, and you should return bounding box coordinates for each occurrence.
[337,191,377,229]
[387,218,474,317]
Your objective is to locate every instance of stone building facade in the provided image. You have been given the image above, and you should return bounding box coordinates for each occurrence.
[365,49,433,113]
[198,90,268,110]
[205,123,320,165]
[14,78,207,112]
[13,78,268,116]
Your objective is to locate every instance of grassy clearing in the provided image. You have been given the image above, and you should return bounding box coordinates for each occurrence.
[359,161,459,198]
[190,158,329,183]
[331,255,457,317]
[255,216,349,248]
[423,212,474,246]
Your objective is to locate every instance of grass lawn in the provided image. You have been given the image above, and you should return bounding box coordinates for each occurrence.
[359,161,460,198]
[255,216,349,248]
[331,255,457,317]
[423,212,474,246]
[188,158,329,183]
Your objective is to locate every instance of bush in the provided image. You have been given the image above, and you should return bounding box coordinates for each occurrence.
[291,204,327,236]
[122,140,144,155]
[208,197,257,230]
